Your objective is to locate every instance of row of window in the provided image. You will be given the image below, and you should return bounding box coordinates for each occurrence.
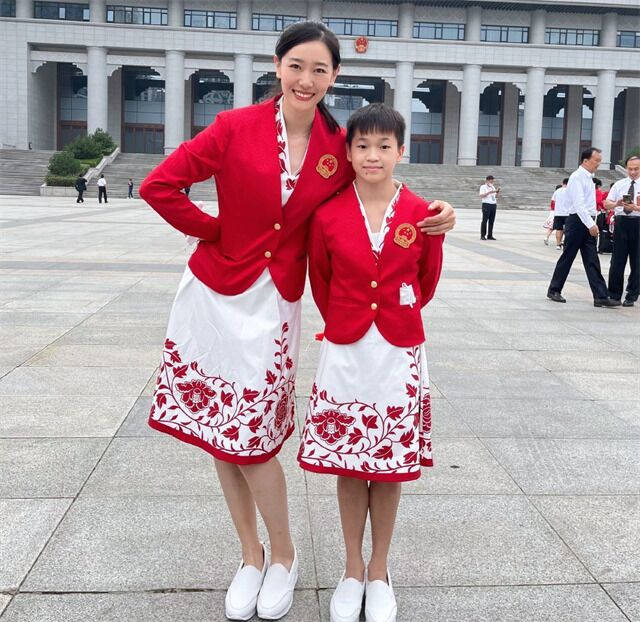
[9,2,640,50]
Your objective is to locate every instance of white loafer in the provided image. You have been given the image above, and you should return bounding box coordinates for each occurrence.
[225,544,269,620]
[364,570,397,622]
[330,572,365,622]
[256,546,299,620]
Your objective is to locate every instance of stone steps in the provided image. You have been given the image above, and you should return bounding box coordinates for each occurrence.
[0,149,56,196]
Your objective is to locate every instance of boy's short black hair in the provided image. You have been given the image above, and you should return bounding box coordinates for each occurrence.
[486,175,494,181]
[562,178,569,185]
[346,103,406,147]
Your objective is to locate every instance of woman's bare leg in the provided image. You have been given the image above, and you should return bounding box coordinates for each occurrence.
[214,458,263,569]
[367,481,402,582]
[337,476,369,581]
[239,457,295,568]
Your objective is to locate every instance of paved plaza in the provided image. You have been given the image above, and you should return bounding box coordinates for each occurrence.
[0,195,639,622]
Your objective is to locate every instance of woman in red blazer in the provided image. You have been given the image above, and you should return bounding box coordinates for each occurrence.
[139,22,455,621]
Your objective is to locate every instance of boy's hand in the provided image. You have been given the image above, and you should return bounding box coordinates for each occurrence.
[418,201,456,235]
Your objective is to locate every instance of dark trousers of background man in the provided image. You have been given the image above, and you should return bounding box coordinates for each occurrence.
[608,216,640,302]
[76,191,84,203]
[98,187,108,203]
[549,214,609,299]
[481,203,496,238]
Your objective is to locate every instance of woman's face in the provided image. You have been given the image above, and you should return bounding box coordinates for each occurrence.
[274,40,339,116]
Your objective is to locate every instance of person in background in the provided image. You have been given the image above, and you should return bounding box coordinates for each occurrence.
[74,174,87,203]
[605,154,640,307]
[183,186,191,197]
[128,178,134,198]
[547,147,619,307]
[544,184,560,246]
[97,174,108,203]
[551,178,569,250]
[479,175,499,240]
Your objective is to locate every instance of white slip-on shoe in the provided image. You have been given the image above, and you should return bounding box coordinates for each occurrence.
[256,546,299,620]
[225,544,269,621]
[364,570,397,622]
[330,572,365,622]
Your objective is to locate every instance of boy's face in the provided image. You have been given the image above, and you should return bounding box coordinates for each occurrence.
[346,130,405,182]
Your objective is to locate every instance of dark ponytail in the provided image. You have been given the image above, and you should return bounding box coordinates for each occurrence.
[274,21,341,134]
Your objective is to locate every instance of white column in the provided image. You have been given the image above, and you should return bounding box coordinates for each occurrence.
[398,2,415,39]
[601,12,618,47]
[236,0,251,30]
[164,50,185,154]
[442,82,460,164]
[530,9,546,45]
[521,67,545,168]
[168,0,184,27]
[465,5,482,41]
[394,61,414,163]
[87,47,108,134]
[501,83,519,166]
[234,54,253,108]
[623,88,640,156]
[457,64,481,166]
[564,85,583,168]
[89,0,105,23]
[15,0,33,18]
[307,0,322,22]
[592,70,616,167]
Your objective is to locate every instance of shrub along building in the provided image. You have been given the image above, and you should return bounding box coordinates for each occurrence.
[1,0,639,168]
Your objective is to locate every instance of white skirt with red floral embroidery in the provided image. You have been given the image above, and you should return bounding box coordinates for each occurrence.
[149,267,300,464]
[297,325,432,482]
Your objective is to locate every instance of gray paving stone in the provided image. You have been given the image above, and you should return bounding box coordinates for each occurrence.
[0,595,11,616]
[0,396,135,437]
[427,348,546,373]
[562,372,640,401]
[448,398,640,439]
[431,371,583,400]
[0,438,109,497]
[0,366,155,397]
[309,495,590,588]
[81,434,306,497]
[55,324,167,346]
[317,584,628,622]
[424,331,510,350]
[25,344,161,368]
[429,398,475,438]
[116,396,158,437]
[533,495,640,582]
[485,438,640,494]
[0,310,90,328]
[501,333,612,352]
[603,583,640,622]
[523,350,639,373]
[23,495,315,591]
[1,590,321,622]
[0,499,71,591]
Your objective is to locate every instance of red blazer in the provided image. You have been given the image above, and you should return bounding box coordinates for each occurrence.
[309,184,444,347]
[139,97,353,302]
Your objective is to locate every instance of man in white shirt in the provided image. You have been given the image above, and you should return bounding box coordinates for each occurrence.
[551,178,569,249]
[97,174,108,204]
[547,147,619,307]
[479,175,499,240]
[605,155,640,307]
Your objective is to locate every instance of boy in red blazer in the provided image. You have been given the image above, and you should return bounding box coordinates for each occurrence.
[298,104,444,622]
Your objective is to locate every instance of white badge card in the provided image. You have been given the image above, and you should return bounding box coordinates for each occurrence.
[399,282,416,308]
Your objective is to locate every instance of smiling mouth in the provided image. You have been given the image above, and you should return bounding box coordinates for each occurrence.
[293,90,314,100]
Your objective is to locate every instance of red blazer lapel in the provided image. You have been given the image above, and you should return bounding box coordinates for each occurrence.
[283,106,344,225]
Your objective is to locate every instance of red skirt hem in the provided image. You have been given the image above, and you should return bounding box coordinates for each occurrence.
[148,417,295,465]
[298,458,424,482]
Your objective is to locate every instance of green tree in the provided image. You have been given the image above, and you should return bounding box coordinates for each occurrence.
[48,150,83,176]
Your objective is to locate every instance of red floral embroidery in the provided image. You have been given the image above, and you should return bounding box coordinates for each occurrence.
[177,379,216,413]
[299,347,431,477]
[275,97,301,194]
[151,322,296,458]
[311,409,356,444]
